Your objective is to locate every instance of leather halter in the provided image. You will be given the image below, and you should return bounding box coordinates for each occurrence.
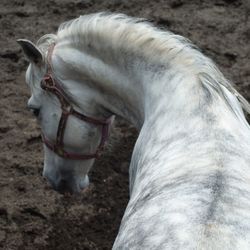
[40,43,113,160]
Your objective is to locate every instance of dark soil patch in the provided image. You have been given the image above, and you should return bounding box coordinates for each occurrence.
[1,0,250,249]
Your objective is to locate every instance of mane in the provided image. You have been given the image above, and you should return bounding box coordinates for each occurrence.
[42,13,250,121]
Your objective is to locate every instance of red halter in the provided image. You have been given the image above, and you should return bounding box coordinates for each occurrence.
[40,44,113,160]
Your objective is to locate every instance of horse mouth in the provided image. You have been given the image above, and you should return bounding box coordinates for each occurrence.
[43,171,89,194]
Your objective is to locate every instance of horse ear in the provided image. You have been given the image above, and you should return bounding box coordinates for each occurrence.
[17,39,43,64]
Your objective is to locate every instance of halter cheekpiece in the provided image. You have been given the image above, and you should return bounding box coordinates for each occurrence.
[40,43,113,160]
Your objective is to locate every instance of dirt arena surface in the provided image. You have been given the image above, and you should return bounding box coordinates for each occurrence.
[1,0,250,249]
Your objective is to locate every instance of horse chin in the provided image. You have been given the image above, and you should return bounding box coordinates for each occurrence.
[64,176,89,195]
[79,175,89,191]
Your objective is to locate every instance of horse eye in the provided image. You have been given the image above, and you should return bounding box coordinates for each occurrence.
[30,108,40,117]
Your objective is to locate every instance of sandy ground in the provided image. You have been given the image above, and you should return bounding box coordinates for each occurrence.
[1,0,250,249]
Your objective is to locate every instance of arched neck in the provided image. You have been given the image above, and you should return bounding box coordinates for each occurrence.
[51,43,248,138]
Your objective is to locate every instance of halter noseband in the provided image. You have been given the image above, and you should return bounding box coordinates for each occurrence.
[40,44,113,160]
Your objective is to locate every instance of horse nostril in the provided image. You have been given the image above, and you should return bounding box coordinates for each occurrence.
[43,171,56,189]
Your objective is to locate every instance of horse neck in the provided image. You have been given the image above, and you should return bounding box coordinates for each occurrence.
[53,44,199,124]
[109,63,250,197]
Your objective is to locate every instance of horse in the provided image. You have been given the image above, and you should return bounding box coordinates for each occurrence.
[18,12,250,249]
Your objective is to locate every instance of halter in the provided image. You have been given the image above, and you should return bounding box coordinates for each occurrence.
[40,43,113,160]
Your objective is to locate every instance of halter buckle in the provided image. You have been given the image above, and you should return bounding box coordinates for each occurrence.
[41,75,55,90]
[56,147,65,157]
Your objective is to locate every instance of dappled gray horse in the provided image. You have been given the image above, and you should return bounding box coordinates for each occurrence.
[18,13,250,249]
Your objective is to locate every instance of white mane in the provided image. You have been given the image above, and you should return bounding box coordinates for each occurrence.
[38,12,250,120]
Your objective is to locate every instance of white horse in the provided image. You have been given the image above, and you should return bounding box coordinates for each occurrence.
[18,12,250,249]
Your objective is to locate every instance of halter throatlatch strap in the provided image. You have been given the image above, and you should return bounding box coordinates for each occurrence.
[40,43,113,160]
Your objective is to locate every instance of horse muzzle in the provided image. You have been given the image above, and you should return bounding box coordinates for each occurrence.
[43,170,89,194]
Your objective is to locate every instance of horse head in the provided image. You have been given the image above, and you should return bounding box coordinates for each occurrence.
[18,39,113,194]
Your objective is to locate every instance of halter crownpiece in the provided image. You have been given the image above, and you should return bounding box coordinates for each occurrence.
[40,43,113,160]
